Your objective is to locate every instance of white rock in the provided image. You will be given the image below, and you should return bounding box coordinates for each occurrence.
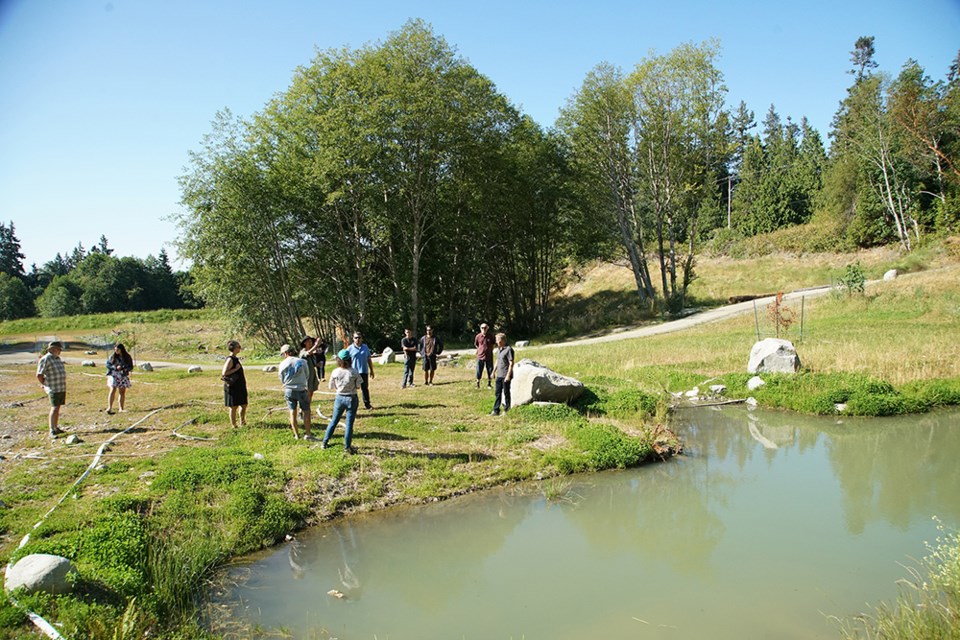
[84,350,97,355]
[883,269,898,281]
[253,453,265,460]
[511,359,583,406]
[709,384,727,396]
[65,435,81,445]
[139,362,153,372]
[747,338,801,374]
[835,403,847,413]
[187,365,203,373]
[684,387,700,398]
[747,376,766,391]
[378,347,396,365]
[263,365,278,373]
[4,554,76,595]
[515,340,530,348]
[81,360,96,367]
[746,397,758,407]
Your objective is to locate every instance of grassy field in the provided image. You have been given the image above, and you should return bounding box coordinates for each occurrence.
[1,240,959,638]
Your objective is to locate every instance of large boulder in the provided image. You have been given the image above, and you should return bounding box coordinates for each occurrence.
[511,359,584,406]
[5,554,76,595]
[747,338,801,374]
[378,347,396,365]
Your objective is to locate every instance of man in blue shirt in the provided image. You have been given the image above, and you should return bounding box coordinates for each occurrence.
[278,343,315,440]
[347,331,375,410]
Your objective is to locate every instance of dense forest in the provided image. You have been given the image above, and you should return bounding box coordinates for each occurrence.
[0,229,198,321]
[4,24,958,345]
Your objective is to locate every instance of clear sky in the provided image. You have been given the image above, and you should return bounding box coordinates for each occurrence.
[1,0,958,269]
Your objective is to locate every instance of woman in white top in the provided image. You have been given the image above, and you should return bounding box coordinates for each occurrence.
[322,349,361,453]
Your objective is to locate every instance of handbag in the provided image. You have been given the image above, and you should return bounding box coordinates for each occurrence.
[222,372,240,386]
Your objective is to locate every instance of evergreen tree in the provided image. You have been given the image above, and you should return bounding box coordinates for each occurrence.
[0,221,26,278]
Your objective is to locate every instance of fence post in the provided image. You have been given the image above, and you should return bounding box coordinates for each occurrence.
[753,300,760,341]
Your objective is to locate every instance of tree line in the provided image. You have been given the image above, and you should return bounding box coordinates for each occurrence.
[0,229,198,321]
[178,22,958,347]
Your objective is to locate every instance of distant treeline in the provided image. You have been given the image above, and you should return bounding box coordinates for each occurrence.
[0,231,199,321]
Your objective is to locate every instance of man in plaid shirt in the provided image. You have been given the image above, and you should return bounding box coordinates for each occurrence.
[37,340,67,437]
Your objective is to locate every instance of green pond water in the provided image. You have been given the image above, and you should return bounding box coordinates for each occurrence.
[210,406,960,639]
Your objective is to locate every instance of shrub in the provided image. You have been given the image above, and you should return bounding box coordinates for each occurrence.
[564,422,650,470]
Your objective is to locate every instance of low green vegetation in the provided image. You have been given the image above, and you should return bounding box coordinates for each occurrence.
[833,519,960,639]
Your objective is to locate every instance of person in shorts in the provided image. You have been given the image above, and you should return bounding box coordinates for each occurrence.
[278,344,315,441]
[37,340,67,438]
[418,325,443,386]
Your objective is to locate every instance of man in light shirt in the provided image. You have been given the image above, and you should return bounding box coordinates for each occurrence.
[278,344,315,441]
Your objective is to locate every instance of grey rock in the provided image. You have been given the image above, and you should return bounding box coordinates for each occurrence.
[263,365,278,373]
[65,435,81,445]
[709,384,727,396]
[684,387,700,398]
[747,338,801,374]
[835,403,847,413]
[187,365,203,373]
[883,269,898,281]
[515,340,530,348]
[139,362,153,371]
[4,554,76,595]
[84,350,97,355]
[378,347,396,365]
[747,376,766,391]
[81,360,96,367]
[511,359,584,406]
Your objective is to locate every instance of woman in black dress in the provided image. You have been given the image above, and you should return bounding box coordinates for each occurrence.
[221,340,248,427]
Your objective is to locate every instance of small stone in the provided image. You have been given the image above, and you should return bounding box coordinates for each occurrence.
[4,554,76,595]
[835,403,847,413]
[684,387,700,398]
[84,350,97,355]
[187,365,202,373]
[139,362,153,372]
[515,340,530,348]
[746,397,758,407]
[263,365,278,373]
[65,435,81,445]
[253,453,265,460]
[709,384,727,396]
[81,360,96,367]
[747,376,766,391]
[883,269,898,281]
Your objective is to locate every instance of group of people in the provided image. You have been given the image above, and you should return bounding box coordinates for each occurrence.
[36,340,136,438]
[219,323,516,452]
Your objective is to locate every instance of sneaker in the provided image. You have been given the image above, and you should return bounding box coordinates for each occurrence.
[106,409,115,415]
[321,442,328,449]
[345,446,357,455]
[476,381,480,389]
[364,405,373,410]
[489,411,500,416]
[402,384,406,389]
[302,434,318,442]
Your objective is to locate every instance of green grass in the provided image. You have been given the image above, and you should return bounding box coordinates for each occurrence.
[833,519,960,639]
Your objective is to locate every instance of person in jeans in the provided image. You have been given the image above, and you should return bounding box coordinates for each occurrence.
[400,328,418,388]
[37,340,67,437]
[490,333,514,416]
[474,322,495,389]
[347,331,375,410]
[278,344,314,440]
[323,349,361,453]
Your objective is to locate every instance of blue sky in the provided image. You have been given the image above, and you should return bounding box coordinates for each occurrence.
[1,0,958,269]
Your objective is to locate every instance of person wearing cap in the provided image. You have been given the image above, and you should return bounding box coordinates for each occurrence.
[490,332,514,416]
[299,336,321,407]
[418,325,443,386]
[346,332,375,410]
[322,349,362,453]
[474,322,495,389]
[36,340,67,437]
[400,328,417,388]
[278,344,315,440]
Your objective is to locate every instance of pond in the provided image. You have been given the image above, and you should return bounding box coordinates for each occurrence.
[209,406,960,639]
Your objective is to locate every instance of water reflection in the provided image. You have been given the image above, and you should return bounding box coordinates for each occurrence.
[212,407,960,639]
